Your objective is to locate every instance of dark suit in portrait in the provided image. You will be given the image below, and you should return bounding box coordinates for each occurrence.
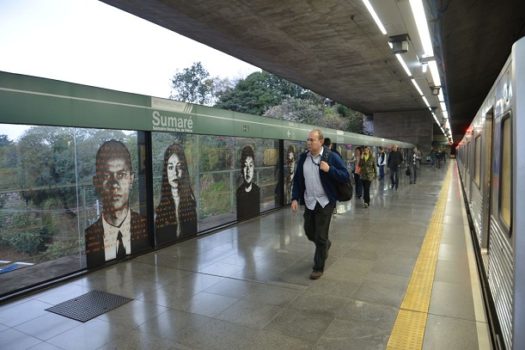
[236,183,260,221]
[85,140,150,268]
[85,211,148,268]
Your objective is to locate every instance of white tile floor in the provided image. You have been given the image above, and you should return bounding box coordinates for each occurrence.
[0,163,489,349]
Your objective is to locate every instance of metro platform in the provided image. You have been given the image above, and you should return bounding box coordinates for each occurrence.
[0,161,491,350]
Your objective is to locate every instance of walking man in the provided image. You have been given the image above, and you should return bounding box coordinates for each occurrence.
[291,129,350,280]
[387,144,403,190]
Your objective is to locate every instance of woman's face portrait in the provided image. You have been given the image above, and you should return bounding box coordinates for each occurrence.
[242,156,255,184]
[167,153,183,190]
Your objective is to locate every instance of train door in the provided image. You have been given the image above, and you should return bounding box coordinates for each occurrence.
[481,109,494,254]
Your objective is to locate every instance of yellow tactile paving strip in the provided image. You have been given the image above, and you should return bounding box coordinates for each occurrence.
[387,165,452,350]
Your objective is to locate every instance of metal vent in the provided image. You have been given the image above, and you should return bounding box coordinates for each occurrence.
[46,290,132,322]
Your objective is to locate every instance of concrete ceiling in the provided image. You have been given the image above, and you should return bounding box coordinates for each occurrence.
[101,0,524,142]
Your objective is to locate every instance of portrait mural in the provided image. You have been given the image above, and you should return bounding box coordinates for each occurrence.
[285,144,297,204]
[236,144,260,221]
[85,140,149,268]
[155,142,197,245]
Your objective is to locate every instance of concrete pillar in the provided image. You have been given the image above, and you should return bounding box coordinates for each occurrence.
[373,110,433,156]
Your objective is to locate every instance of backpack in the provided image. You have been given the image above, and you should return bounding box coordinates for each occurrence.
[321,148,353,201]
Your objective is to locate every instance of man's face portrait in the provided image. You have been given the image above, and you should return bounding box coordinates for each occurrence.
[242,156,255,184]
[96,157,134,213]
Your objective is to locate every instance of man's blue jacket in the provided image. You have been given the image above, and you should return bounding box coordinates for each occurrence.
[291,146,350,205]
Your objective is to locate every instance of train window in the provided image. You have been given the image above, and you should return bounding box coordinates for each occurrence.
[499,114,512,232]
[474,135,481,188]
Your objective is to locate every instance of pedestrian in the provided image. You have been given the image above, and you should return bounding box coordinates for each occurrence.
[376,146,386,180]
[387,144,403,190]
[409,147,419,184]
[351,147,363,198]
[359,146,376,207]
[291,128,350,280]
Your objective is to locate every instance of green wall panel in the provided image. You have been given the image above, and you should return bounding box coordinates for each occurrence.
[0,71,414,148]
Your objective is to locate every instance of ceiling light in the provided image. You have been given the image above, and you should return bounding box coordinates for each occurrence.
[422,96,430,107]
[409,0,434,57]
[428,60,441,87]
[438,89,444,102]
[395,54,412,77]
[421,62,428,73]
[411,79,423,95]
[362,0,387,35]
[430,86,440,96]
[440,101,447,112]
[431,112,440,125]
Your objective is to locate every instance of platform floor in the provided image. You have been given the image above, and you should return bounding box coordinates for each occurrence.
[0,161,491,350]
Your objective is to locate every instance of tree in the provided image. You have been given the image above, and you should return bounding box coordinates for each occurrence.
[170,62,216,105]
[264,97,323,123]
[214,71,309,115]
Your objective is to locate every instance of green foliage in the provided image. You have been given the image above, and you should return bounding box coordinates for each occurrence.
[345,109,365,134]
[263,97,363,133]
[170,62,216,105]
[264,97,323,123]
[1,212,50,255]
[3,231,43,255]
[199,174,231,218]
[215,71,309,115]
[336,104,350,117]
[40,239,79,260]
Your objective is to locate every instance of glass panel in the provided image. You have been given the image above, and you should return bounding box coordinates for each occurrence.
[152,132,198,245]
[500,116,512,230]
[198,135,236,231]
[0,124,150,296]
[283,141,303,204]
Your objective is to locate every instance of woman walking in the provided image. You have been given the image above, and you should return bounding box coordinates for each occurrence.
[359,146,377,208]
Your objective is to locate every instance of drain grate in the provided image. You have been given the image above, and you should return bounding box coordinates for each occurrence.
[46,290,133,322]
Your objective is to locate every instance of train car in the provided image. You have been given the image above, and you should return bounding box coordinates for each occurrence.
[456,37,525,350]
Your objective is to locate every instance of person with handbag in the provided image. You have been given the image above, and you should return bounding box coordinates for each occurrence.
[291,128,350,280]
[358,146,377,208]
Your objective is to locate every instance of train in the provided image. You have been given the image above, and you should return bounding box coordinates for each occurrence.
[456,37,524,350]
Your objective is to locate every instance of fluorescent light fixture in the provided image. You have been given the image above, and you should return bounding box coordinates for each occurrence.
[431,112,440,125]
[362,0,387,35]
[428,60,441,87]
[440,101,447,112]
[438,89,444,102]
[421,62,428,73]
[409,0,433,57]
[411,79,423,95]
[442,110,449,119]
[396,53,412,77]
[422,96,430,107]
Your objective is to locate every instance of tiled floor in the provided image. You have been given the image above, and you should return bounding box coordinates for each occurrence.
[0,162,490,349]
